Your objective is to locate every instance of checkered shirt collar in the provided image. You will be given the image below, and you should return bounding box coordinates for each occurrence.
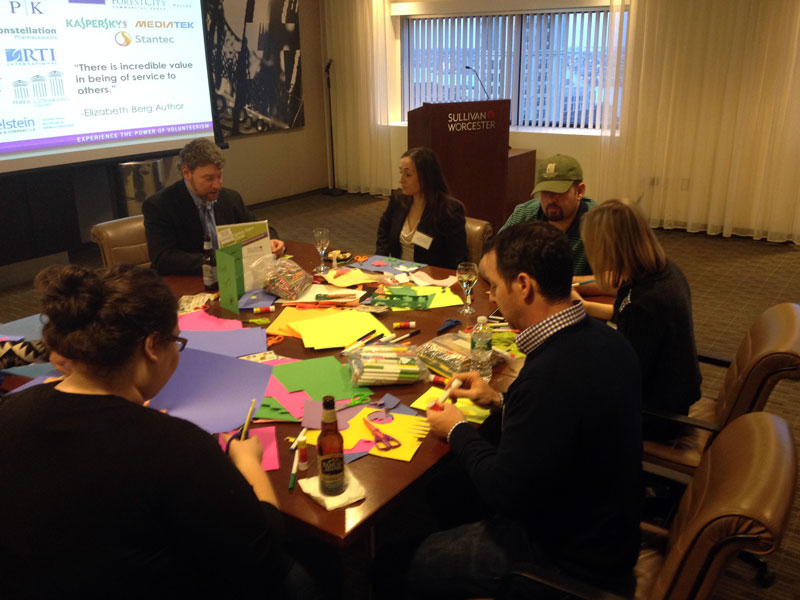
[515,301,587,355]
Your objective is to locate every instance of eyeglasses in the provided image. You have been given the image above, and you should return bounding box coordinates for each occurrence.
[167,335,188,352]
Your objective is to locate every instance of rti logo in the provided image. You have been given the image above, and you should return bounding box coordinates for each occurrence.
[5,48,56,65]
[8,0,46,15]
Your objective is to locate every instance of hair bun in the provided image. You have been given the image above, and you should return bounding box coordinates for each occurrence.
[35,265,105,333]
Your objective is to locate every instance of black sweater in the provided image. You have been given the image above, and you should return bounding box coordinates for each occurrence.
[449,316,643,583]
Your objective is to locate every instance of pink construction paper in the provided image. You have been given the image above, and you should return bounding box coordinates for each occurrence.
[264,375,308,420]
[372,260,387,266]
[179,310,243,331]
[218,426,280,471]
[302,397,366,431]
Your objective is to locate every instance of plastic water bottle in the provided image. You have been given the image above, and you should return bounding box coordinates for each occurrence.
[471,316,493,382]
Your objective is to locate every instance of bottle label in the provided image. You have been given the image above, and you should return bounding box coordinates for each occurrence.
[202,264,217,285]
[471,336,492,352]
[318,453,344,495]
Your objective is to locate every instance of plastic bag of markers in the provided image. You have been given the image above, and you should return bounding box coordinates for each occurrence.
[348,344,429,386]
[262,259,312,300]
[416,332,503,378]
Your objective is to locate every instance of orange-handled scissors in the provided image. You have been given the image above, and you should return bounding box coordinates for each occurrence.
[354,255,370,263]
[363,417,401,451]
[266,334,284,346]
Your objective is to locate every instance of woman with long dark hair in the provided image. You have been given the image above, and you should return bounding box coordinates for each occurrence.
[376,146,468,269]
[0,264,318,599]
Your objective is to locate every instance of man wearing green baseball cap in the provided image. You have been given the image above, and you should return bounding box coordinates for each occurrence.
[499,154,596,276]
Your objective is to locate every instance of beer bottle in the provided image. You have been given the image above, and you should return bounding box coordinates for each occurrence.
[202,237,218,292]
[318,395,345,495]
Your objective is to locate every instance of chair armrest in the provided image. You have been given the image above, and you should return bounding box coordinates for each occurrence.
[697,349,733,368]
[642,460,693,486]
[642,406,722,433]
[499,563,630,600]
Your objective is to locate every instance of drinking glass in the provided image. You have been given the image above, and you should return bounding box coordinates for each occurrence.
[312,227,330,274]
[457,262,479,315]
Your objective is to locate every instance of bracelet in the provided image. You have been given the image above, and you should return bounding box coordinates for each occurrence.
[446,420,468,445]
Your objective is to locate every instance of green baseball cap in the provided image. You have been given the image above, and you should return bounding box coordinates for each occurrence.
[531,154,583,196]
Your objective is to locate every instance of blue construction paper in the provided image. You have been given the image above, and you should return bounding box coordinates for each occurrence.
[1,362,55,378]
[350,255,426,275]
[6,370,60,394]
[148,348,272,434]
[0,335,24,342]
[390,403,419,417]
[0,314,46,340]
[378,393,402,411]
[344,451,369,464]
[183,328,267,358]
[239,289,277,310]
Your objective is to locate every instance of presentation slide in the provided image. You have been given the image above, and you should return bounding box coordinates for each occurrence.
[0,0,216,174]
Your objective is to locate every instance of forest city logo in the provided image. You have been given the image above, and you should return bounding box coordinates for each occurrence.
[115,31,131,45]
[446,109,497,132]
[5,48,56,66]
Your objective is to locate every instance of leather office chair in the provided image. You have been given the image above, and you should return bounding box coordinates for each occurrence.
[90,215,151,269]
[643,303,800,475]
[498,411,797,600]
[465,217,493,264]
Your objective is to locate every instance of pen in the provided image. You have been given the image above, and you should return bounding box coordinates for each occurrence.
[288,450,300,491]
[341,329,376,354]
[379,333,397,344]
[571,279,596,287]
[341,331,382,355]
[392,329,421,343]
[290,428,308,451]
[363,333,385,346]
[240,398,258,441]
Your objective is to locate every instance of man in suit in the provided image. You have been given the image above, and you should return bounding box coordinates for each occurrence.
[143,138,284,276]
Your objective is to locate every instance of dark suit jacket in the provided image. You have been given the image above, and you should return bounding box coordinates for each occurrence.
[375,190,468,269]
[142,180,278,276]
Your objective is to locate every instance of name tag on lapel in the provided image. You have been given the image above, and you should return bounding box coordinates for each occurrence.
[411,230,433,249]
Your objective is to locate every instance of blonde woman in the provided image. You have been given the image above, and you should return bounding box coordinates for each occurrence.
[576,199,701,442]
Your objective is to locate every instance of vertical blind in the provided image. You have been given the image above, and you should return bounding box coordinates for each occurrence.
[403,9,626,129]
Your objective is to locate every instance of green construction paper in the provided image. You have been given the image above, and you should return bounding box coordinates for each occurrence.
[272,356,371,402]
[372,293,433,310]
[255,396,299,422]
[217,243,244,315]
[385,286,420,296]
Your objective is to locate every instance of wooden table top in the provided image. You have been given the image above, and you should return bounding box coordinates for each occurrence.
[166,241,499,548]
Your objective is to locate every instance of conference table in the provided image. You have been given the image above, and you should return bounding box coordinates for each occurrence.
[166,240,506,550]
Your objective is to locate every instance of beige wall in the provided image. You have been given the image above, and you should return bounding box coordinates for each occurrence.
[216,0,328,206]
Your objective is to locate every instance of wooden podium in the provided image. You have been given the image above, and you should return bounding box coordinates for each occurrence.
[407,100,535,230]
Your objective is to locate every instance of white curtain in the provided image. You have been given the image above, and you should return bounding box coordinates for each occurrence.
[598,0,800,243]
[324,0,393,195]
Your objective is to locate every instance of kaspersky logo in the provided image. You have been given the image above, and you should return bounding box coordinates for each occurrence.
[5,48,56,64]
[115,31,131,46]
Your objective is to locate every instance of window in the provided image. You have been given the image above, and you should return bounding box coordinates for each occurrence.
[402,9,627,130]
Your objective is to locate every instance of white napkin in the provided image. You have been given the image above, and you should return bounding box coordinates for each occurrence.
[297,469,366,510]
[411,271,458,287]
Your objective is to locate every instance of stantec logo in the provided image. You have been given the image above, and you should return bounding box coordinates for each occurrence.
[8,0,45,15]
[115,31,131,46]
[5,48,56,64]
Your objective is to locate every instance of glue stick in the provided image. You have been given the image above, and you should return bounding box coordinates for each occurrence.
[297,436,308,471]
[393,321,416,329]
[253,305,276,314]
[428,373,450,386]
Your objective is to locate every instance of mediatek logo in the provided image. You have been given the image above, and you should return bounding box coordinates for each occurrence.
[447,110,497,132]
[5,48,56,65]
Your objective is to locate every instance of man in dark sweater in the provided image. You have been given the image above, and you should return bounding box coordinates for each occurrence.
[143,138,284,276]
[408,221,643,598]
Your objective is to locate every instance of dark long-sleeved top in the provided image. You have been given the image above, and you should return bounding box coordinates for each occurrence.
[612,258,702,441]
[375,190,468,269]
[0,383,288,598]
[142,179,278,276]
[449,316,643,583]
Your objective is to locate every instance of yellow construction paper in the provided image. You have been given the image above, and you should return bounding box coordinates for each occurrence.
[323,268,379,287]
[385,286,463,311]
[266,307,338,338]
[291,309,391,349]
[410,385,491,424]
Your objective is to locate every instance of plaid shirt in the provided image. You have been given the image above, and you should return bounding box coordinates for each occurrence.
[515,301,587,355]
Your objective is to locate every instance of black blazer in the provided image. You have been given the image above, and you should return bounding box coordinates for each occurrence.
[142,180,278,276]
[375,190,468,269]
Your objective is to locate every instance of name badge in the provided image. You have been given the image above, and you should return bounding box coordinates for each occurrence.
[411,230,433,249]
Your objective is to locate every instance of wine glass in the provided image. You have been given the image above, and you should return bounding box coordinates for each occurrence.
[312,227,330,274]
[457,262,479,315]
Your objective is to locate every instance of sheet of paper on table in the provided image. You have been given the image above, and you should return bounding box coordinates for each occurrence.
[182,328,267,357]
[290,309,391,349]
[266,307,339,338]
[179,309,244,332]
[218,425,280,471]
[148,348,272,434]
[410,386,491,424]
